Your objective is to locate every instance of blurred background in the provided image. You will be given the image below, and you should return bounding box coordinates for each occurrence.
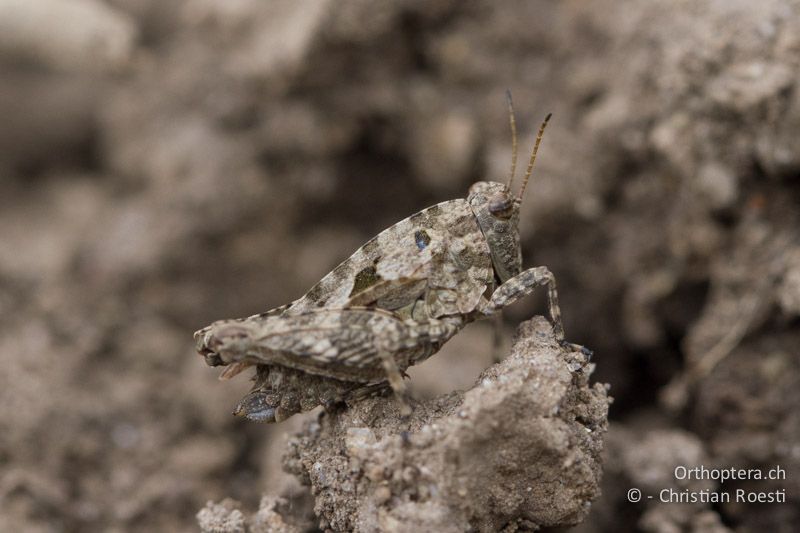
[1,0,799,531]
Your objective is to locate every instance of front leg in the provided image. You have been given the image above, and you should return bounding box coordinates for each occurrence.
[482,267,590,357]
[484,266,564,337]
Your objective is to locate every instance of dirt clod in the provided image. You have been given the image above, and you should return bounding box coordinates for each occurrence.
[280,317,609,532]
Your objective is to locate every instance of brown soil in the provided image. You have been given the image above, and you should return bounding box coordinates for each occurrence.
[1,1,798,532]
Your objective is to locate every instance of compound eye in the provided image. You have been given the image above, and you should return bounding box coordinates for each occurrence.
[488,193,514,219]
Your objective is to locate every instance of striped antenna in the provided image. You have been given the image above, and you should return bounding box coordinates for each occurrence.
[506,90,518,190]
[518,112,552,200]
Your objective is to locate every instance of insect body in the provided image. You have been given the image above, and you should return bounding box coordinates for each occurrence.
[195,97,581,422]
[199,308,465,422]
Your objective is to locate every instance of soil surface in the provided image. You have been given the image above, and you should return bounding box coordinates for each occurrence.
[1,1,798,532]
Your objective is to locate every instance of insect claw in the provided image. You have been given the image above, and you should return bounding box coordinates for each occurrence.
[233,390,278,423]
[204,353,224,367]
[558,338,593,358]
[218,361,253,381]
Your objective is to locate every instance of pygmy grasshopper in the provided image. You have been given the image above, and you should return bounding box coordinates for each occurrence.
[195,94,587,422]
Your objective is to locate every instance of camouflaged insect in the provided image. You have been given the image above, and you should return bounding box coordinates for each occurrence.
[195,95,585,422]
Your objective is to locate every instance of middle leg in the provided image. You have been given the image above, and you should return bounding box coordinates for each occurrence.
[376,347,412,417]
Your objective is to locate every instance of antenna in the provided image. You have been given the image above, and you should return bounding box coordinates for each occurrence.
[518,112,552,200]
[506,90,518,190]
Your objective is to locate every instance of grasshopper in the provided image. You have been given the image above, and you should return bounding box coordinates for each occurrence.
[195,94,586,422]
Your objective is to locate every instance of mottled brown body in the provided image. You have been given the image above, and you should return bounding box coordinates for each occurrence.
[197,308,464,421]
[289,197,496,319]
[194,106,582,422]
[198,308,463,381]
